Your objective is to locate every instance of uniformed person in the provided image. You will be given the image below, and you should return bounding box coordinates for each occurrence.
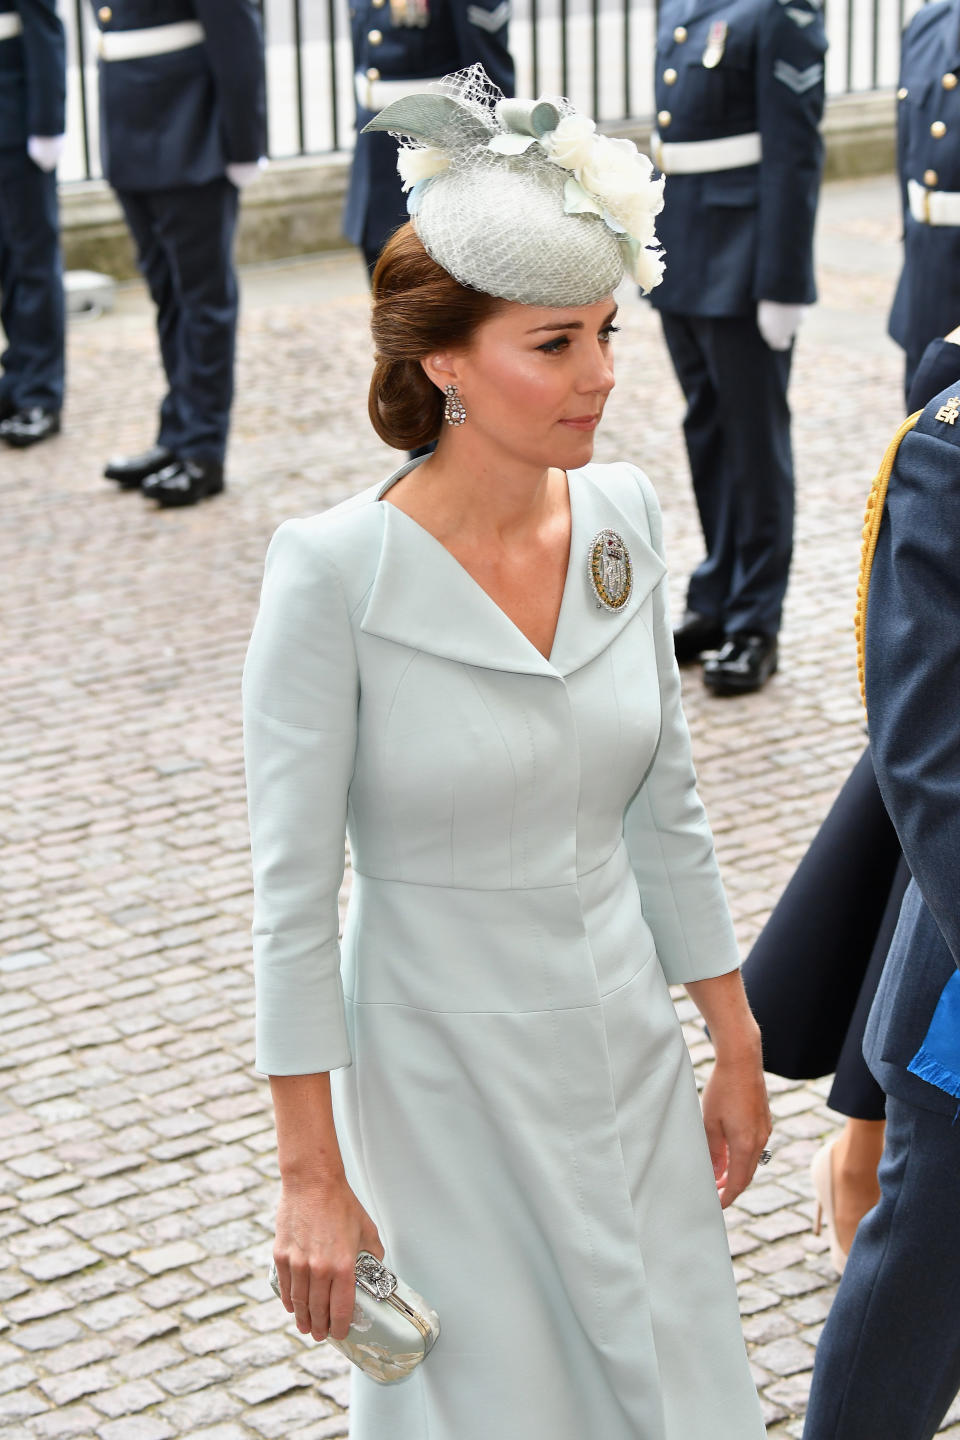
[889,0,960,400]
[96,0,266,507]
[801,329,960,1440]
[0,0,66,449]
[345,0,514,276]
[650,0,827,693]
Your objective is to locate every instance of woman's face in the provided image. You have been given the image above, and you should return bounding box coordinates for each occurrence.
[435,296,618,470]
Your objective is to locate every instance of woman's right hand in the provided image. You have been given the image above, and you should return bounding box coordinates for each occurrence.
[273,1175,384,1342]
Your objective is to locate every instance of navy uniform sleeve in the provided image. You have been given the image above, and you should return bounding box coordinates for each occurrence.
[866,384,960,967]
[15,0,65,137]
[754,0,826,303]
[448,0,515,96]
[193,0,267,162]
[908,339,960,411]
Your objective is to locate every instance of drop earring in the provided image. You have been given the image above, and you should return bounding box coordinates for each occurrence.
[443,384,467,426]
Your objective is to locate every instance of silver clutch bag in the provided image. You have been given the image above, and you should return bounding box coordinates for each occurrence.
[268,1250,440,1385]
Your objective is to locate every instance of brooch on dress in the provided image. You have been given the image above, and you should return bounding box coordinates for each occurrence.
[588,529,633,611]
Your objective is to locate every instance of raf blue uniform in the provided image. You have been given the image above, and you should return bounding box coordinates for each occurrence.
[0,0,65,442]
[650,0,826,684]
[802,339,960,1440]
[95,0,266,505]
[345,0,514,274]
[889,0,960,398]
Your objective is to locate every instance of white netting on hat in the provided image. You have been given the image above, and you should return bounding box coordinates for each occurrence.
[369,64,664,307]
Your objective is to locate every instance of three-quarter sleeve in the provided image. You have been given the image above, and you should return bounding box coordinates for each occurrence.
[242,521,359,1075]
[622,472,741,986]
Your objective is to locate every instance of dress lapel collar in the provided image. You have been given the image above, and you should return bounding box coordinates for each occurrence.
[360,462,665,678]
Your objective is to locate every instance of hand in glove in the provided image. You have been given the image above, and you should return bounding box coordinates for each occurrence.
[27,135,65,173]
[757,300,806,352]
[226,160,266,190]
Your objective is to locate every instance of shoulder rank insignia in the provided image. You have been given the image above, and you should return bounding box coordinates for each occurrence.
[702,20,727,67]
[855,411,920,710]
[935,395,960,425]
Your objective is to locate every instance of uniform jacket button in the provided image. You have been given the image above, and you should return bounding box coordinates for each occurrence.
[372,0,386,7]
[98,4,111,20]
[368,28,383,43]
[943,73,958,90]
[366,66,380,80]
[664,67,677,84]
[931,120,947,138]
[657,109,672,128]
[673,25,687,42]
[924,168,939,187]
[897,86,908,100]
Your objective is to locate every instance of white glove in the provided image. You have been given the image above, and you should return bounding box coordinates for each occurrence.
[226,159,266,190]
[757,300,806,352]
[27,135,65,173]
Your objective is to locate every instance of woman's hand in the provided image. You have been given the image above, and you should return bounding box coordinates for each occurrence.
[700,1049,772,1208]
[684,970,771,1207]
[273,1174,384,1341]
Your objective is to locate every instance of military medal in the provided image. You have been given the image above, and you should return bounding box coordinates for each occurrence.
[702,20,728,67]
[588,529,633,611]
[390,0,430,27]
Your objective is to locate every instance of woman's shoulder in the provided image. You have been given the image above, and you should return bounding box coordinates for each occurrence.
[261,482,388,612]
[574,460,663,550]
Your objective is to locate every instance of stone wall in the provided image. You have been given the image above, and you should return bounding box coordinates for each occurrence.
[60,90,895,280]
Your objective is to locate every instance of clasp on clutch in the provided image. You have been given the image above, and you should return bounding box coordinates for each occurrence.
[355,1251,398,1300]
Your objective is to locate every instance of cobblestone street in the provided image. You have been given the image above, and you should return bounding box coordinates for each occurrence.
[2,172,956,1438]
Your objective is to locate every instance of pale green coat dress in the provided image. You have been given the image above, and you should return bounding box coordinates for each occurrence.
[243,458,765,1440]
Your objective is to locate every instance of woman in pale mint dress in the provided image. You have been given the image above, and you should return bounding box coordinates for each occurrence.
[243,67,771,1440]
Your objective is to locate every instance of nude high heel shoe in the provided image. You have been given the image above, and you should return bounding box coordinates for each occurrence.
[811,1137,847,1276]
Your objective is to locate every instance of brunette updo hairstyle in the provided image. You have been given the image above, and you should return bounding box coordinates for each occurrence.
[369,222,508,451]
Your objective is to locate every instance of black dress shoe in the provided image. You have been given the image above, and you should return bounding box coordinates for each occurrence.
[673,609,725,664]
[0,407,61,448]
[103,444,175,489]
[703,632,779,695]
[142,458,224,507]
[0,395,15,423]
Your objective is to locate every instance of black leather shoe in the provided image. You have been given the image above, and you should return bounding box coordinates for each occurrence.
[703,632,778,695]
[673,609,725,664]
[103,444,175,489]
[0,395,15,423]
[142,458,224,507]
[0,407,61,448]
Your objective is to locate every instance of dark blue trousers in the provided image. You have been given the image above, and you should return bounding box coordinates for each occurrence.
[0,160,64,412]
[118,178,239,465]
[803,1094,960,1440]
[659,311,794,637]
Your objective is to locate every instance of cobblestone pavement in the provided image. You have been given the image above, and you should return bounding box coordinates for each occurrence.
[2,172,957,1439]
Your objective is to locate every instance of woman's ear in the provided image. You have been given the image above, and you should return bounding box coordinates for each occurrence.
[420,351,460,392]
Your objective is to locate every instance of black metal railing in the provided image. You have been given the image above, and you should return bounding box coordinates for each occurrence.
[61,0,924,184]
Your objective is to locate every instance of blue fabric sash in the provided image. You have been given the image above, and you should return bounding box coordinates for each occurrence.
[907,970,960,1099]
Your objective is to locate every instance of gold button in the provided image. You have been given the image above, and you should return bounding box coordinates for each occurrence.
[372,0,386,6]
[931,120,947,138]
[673,25,687,42]
[897,86,908,100]
[657,110,672,128]
[944,73,958,90]
[663,68,678,85]
[366,66,380,81]
[924,168,939,187]
[98,5,111,20]
[368,28,383,43]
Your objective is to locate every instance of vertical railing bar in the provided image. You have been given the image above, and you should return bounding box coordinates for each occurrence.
[560,0,569,97]
[293,0,305,154]
[531,0,540,98]
[259,0,271,158]
[845,0,854,90]
[75,0,91,180]
[623,0,631,119]
[871,0,879,89]
[327,0,340,151]
[591,0,599,117]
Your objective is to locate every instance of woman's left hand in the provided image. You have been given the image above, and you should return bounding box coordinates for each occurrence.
[700,1051,772,1208]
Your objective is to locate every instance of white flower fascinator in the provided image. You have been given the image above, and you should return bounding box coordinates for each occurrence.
[362,65,665,306]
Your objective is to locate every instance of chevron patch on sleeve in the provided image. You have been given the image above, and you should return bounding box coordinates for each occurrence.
[467,1,510,31]
[785,7,816,25]
[773,59,824,92]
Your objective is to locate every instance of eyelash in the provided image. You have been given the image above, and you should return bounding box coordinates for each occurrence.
[537,324,620,355]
